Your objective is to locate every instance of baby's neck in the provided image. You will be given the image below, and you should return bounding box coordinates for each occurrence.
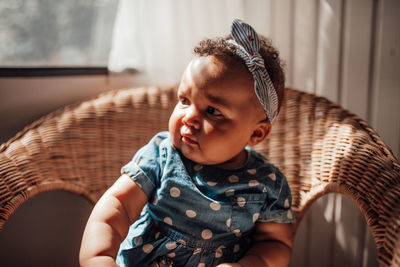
[214,149,248,169]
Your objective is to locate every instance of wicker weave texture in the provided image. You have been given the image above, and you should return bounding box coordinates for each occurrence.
[0,86,399,266]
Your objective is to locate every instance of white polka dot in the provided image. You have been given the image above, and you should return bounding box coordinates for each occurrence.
[237,197,246,207]
[194,164,203,171]
[253,213,260,222]
[247,169,257,175]
[287,210,294,220]
[155,137,162,146]
[198,263,205,267]
[152,196,158,205]
[164,217,173,225]
[193,248,202,255]
[166,241,177,250]
[225,189,235,197]
[210,202,221,211]
[201,229,213,239]
[215,245,225,258]
[284,198,290,208]
[134,236,143,245]
[233,244,240,253]
[170,187,181,197]
[233,229,241,237]
[167,252,176,258]
[142,244,154,253]
[229,175,239,183]
[186,210,197,218]
[269,173,276,181]
[263,187,267,193]
[207,181,217,186]
[226,218,232,228]
[248,180,259,187]
[155,232,160,239]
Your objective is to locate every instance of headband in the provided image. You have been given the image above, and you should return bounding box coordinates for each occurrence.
[227,19,279,122]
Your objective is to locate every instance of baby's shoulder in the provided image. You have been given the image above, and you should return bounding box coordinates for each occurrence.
[246,148,285,179]
[135,131,172,160]
[150,131,170,143]
[146,131,172,150]
[247,148,272,168]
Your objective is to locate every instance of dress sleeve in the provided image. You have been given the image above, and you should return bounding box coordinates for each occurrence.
[121,132,167,198]
[258,166,296,223]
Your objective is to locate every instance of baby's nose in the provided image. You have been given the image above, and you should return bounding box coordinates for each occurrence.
[182,107,201,130]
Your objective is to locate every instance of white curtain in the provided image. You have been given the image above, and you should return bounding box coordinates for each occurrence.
[108,0,273,85]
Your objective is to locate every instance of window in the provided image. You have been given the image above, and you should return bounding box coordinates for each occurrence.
[0,0,119,68]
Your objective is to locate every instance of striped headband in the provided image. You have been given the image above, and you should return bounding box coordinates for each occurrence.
[227,19,279,122]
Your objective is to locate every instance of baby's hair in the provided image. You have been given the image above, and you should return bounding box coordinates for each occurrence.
[194,34,285,116]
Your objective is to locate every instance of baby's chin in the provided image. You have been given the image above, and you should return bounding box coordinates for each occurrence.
[170,133,226,165]
[179,149,217,166]
[180,150,206,164]
[183,152,235,167]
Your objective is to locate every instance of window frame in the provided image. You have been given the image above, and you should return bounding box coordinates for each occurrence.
[0,67,109,77]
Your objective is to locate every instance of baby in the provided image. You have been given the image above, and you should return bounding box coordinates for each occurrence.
[80,19,295,267]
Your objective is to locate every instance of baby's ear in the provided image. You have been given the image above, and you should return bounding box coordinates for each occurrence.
[248,121,271,146]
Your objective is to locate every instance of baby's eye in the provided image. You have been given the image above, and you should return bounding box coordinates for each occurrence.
[179,97,189,106]
[206,106,222,117]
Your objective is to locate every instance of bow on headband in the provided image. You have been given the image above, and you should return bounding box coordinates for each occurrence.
[228,19,279,122]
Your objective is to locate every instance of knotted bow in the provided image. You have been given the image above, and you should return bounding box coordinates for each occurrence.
[228,19,279,122]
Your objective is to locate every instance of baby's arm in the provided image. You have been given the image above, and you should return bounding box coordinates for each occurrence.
[218,221,294,267]
[79,174,148,266]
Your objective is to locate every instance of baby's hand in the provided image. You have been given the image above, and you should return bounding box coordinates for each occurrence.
[216,263,243,267]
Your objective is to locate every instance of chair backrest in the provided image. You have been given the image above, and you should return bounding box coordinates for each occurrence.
[0,86,399,266]
[257,87,400,266]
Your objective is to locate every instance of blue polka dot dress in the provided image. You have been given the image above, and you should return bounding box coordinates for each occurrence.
[117,132,295,267]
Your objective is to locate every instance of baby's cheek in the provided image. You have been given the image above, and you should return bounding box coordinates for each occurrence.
[168,111,181,132]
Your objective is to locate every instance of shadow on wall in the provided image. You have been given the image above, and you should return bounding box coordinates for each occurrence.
[0,191,93,267]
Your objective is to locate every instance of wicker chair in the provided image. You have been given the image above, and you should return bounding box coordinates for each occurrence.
[0,86,399,266]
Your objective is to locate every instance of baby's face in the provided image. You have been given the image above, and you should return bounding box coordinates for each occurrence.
[169,56,268,168]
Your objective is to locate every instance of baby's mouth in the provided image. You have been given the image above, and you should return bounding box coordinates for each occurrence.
[181,134,198,145]
[180,125,198,145]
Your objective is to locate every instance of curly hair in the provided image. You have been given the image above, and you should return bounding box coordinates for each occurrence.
[193,34,285,116]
